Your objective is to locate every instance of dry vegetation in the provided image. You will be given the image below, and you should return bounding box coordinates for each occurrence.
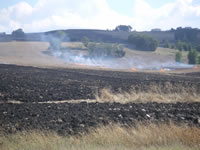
[4,82,199,104]
[0,42,199,150]
[0,122,199,150]
[95,82,200,104]
[0,41,181,69]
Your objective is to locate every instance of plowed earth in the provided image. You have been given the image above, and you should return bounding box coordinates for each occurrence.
[0,64,200,102]
[0,102,200,135]
[0,64,200,135]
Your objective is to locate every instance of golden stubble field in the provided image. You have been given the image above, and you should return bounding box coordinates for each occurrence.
[0,41,67,68]
[0,41,178,69]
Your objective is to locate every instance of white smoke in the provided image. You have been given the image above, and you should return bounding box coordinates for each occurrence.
[45,34,194,71]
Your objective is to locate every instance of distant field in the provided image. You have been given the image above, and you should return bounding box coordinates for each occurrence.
[0,41,199,74]
[0,41,181,70]
[0,41,74,68]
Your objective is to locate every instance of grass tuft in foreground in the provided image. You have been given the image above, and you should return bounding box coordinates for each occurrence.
[0,122,200,150]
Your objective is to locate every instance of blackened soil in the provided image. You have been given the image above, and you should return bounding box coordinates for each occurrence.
[0,64,200,102]
[0,102,199,135]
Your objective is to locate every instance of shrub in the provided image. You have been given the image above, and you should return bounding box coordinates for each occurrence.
[48,38,61,51]
[198,56,200,64]
[196,45,200,52]
[48,31,66,51]
[188,50,198,64]
[81,36,89,47]
[176,41,192,51]
[164,42,170,48]
[128,34,158,51]
[114,25,132,32]
[11,28,25,39]
[88,43,125,58]
[171,44,175,49]
[175,52,182,62]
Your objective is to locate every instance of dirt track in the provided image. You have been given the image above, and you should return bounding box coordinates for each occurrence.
[0,64,200,102]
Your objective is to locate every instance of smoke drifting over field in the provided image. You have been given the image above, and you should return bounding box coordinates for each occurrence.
[51,50,194,70]
[46,35,194,71]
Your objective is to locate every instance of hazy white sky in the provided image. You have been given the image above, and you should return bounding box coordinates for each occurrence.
[0,0,200,33]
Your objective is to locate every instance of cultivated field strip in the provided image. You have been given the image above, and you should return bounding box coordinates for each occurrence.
[0,64,200,102]
[0,102,200,135]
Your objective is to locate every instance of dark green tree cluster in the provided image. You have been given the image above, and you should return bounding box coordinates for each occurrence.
[12,28,25,38]
[114,25,132,32]
[88,43,125,58]
[174,27,199,43]
[128,34,158,51]
[175,51,182,62]
[175,41,192,51]
[188,50,198,64]
[196,45,200,52]
[163,42,170,48]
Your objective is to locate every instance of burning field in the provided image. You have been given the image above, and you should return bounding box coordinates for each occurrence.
[0,42,200,149]
[0,41,196,71]
[0,64,200,128]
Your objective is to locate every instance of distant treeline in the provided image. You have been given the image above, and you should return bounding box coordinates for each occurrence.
[1,27,200,44]
[162,27,200,52]
[128,34,159,51]
[1,27,200,52]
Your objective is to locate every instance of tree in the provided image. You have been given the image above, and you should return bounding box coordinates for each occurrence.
[174,27,198,43]
[54,30,66,40]
[175,41,191,51]
[164,42,170,48]
[114,25,132,32]
[87,43,125,58]
[188,43,192,51]
[171,44,175,49]
[49,38,61,51]
[176,41,183,51]
[198,56,200,64]
[81,36,89,47]
[128,34,158,51]
[188,50,198,64]
[12,28,25,38]
[196,45,200,52]
[48,30,66,51]
[175,51,182,62]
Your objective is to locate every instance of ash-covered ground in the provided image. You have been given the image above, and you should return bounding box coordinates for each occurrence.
[0,64,199,102]
[1,102,200,135]
[0,64,200,135]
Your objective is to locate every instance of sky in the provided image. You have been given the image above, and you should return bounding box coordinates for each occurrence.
[0,0,200,33]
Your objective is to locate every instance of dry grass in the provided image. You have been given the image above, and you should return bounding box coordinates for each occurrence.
[0,123,199,150]
[95,82,200,103]
[3,82,199,104]
[2,82,199,104]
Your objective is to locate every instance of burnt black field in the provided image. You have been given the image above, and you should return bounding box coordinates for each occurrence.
[0,64,200,135]
[0,64,200,102]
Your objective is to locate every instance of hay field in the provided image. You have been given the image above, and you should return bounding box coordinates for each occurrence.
[0,41,180,70]
[0,41,67,68]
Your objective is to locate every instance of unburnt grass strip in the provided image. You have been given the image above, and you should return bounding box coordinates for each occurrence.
[0,122,200,150]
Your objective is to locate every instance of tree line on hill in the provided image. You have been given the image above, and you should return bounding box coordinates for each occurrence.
[4,26,200,64]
